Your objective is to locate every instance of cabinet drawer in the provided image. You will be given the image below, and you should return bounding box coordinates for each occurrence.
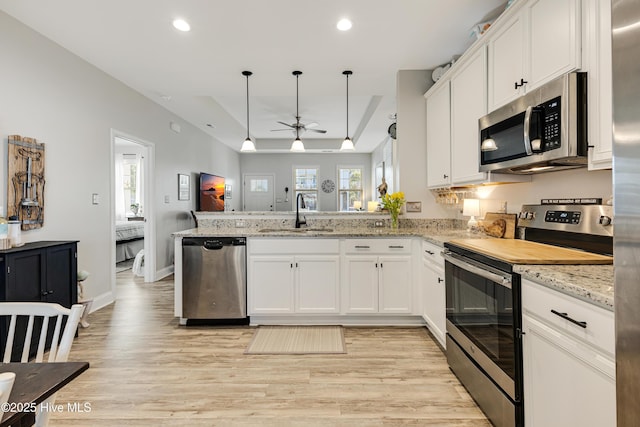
[522,279,614,355]
[249,238,339,254]
[421,240,443,266]
[344,239,411,254]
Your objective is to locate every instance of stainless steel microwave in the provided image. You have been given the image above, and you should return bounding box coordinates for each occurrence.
[479,72,588,174]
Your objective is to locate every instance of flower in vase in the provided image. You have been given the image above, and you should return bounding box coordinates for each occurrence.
[381,191,406,228]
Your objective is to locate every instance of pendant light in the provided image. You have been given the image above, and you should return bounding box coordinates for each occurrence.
[240,71,257,152]
[340,70,355,151]
[290,71,305,152]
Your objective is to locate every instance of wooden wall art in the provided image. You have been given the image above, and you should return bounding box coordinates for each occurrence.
[7,135,45,230]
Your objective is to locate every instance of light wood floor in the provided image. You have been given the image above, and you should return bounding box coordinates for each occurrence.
[50,270,491,426]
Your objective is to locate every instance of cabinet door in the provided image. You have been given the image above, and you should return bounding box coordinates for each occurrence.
[5,250,44,301]
[488,12,526,110]
[378,256,412,313]
[248,256,294,314]
[425,81,451,188]
[528,0,581,88]
[586,0,612,170]
[296,255,340,313]
[343,256,379,313]
[450,47,487,185]
[45,243,77,307]
[422,259,446,348]
[523,315,616,427]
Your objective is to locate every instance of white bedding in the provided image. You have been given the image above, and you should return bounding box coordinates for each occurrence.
[116,220,145,263]
[116,220,145,242]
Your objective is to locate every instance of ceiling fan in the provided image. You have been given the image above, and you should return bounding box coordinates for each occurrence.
[271,118,327,134]
[271,71,327,135]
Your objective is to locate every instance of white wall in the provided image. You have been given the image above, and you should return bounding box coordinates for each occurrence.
[0,11,240,305]
[240,153,372,211]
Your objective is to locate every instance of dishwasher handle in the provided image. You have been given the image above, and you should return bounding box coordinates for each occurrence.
[203,240,224,250]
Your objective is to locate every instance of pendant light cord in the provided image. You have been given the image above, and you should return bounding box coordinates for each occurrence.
[343,70,353,140]
[242,70,253,140]
[246,74,250,138]
[295,72,300,140]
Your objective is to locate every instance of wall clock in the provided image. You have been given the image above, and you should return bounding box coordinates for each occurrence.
[321,179,335,193]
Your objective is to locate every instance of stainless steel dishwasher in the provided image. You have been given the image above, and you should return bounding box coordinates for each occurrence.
[182,237,247,323]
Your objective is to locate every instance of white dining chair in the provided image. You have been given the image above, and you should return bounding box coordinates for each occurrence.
[0,302,84,426]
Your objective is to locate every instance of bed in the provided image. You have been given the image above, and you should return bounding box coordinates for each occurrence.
[115,220,145,263]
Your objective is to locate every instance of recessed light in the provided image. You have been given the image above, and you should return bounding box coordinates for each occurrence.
[337,18,352,31]
[173,18,191,32]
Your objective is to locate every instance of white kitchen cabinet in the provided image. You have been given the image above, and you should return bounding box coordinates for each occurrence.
[248,239,340,315]
[585,0,613,170]
[488,0,581,111]
[249,256,295,314]
[450,47,488,185]
[420,240,445,348]
[342,239,413,314]
[522,279,616,427]
[425,80,451,188]
[295,256,340,313]
[487,10,526,109]
[426,47,528,188]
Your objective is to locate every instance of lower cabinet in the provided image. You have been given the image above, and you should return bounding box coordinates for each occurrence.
[421,241,445,347]
[0,241,79,361]
[522,279,616,427]
[248,239,340,315]
[342,239,413,314]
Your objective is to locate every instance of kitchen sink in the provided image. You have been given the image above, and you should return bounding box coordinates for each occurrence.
[258,228,334,233]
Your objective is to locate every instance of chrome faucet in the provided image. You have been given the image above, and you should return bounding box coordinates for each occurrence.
[295,193,307,228]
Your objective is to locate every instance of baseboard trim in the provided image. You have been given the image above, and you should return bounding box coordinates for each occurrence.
[249,315,427,327]
[90,291,115,312]
[154,265,174,281]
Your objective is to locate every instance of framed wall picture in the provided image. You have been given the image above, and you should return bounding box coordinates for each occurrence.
[178,174,190,201]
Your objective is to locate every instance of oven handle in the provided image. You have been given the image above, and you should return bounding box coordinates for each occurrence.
[441,250,512,289]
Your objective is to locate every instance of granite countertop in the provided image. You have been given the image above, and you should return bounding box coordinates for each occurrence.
[515,264,614,311]
[173,226,614,311]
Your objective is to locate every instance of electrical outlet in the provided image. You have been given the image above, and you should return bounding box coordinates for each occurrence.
[235,220,246,228]
[374,220,384,227]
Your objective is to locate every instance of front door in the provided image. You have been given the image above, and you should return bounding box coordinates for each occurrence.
[243,174,275,211]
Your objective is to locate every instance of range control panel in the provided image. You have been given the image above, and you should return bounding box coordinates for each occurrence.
[518,204,613,237]
[544,210,581,224]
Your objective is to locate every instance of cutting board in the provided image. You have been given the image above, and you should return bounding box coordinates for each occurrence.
[448,238,613,264]
[481,212,517,239]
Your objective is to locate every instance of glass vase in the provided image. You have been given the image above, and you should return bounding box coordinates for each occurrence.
[390,210,399,229]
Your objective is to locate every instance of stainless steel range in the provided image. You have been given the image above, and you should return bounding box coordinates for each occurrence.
[442,203,613,427]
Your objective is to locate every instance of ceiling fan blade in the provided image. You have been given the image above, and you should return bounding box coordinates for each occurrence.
[305,122,319,128]
[276,121,295,128]
[308,129,327,134]
[270,129,294,132]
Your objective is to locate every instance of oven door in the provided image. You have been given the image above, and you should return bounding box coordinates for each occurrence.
[443,250,522,402]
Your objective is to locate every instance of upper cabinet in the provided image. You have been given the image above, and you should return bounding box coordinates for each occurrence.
[584,0,612,170]
[425,81,451,188]
[488,0,582,111]
[450,47,487,185]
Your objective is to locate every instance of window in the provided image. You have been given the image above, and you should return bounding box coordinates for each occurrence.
[294,167,318,210]
[250,179,269,192]
[122,154,142,216]
[338,167,363,211]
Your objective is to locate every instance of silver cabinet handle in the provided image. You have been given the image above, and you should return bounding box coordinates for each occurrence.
[388,245,404,249]
[354,245,370,249]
